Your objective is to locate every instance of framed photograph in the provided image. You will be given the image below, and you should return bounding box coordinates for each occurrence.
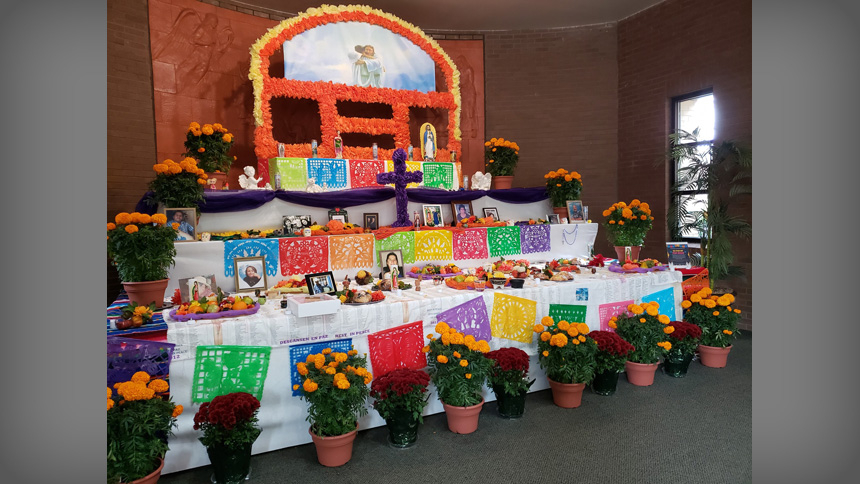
[305,271,337,296]
[378,249,403,276]
[233,256,267,292]
[566,200,585,223]
[165,207,198,242]
[422,204,444,226]
[482,207,500,221]
[283,215,312,234]
[546,213,561,224]
[178,274,218,303]
[451,201,474,222]
[328,208,348,223]
[363,212,379,231]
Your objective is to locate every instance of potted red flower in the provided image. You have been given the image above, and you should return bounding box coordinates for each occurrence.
[370,368,431,448]
[193,392,262,483]
[662,321,702,377]
[589,330,635,395]
[485,347,535,418]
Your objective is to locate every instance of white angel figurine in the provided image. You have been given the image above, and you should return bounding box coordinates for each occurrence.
[471,171,492,191]
[238,166,271,190]
[306,177,325,193]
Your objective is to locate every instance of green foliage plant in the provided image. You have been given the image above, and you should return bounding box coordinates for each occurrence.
[107,212,177,282]
[425,321,493,407]
[184,122,236,173]
[484,137,519,176]
[534,316,597,384]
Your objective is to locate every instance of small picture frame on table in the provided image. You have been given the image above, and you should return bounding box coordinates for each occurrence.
[165,207,198,242]
[422,204,444,227]
[546,213,561,224]
[305,271,337,296]
[378,249,403,276]
[179,275,218,303]
[482,207,500,221]
[328,208,348,223]
[283,215,312,234]
[364,213,379,231]
[451,201,474,222]
[234,256,267,293]
[566,200,585,223]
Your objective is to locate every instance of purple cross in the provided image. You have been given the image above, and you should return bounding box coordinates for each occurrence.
[377,148,423,227]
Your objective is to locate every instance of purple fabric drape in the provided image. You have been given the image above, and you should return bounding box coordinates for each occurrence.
[136,187,549,214]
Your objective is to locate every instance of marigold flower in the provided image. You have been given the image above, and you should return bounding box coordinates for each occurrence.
[435,321,450,334]
[189,122,200,129]
[542,351,549,357]
[663,326,675,334]
[533,324,544,333]
[681,300,692,309]
[293,384,300,391]
[106,222,116,231]
[436,355,448,364]
[723,330,733,335]
[465,373,472,379]
[630,305,644,315]
[477,341,491,353]
[202,125,214,135]
[107,399,114,411]
[704,300,717,309]
[734,309,742,314]
[325,367,336,375]
[541,316,554,326]
[618,221,624,225]
[115,212,131,225]
[608,320,617,329]
[303,379,318,392]
[138,213,152,225]
[151,213,167,225]
[690,294,702,303]
[172,405,183,418]
[639,318,646,323]
[322,348,332,355]
[450,332,465,345]
[657,314,670,325]
[452,351,461,359]
[421,345,430,353]
[540,331,551,342]
[712,311,720,316]
[147,379,169,393]
[348,349,358,356]
[107,387,112,399]
[131,371,151,384]
[459,360,468,367]
[567,327,579,337]
[440,333,451,345]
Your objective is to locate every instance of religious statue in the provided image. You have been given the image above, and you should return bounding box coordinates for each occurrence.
[306,177,325,193]
[471,171,492,191]
[420,123,436,161]
[238,166,272,190]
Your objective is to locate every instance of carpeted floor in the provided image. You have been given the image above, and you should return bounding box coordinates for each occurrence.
[161,332,752,484]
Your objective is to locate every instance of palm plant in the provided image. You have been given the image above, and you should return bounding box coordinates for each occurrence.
[667,129,751,288]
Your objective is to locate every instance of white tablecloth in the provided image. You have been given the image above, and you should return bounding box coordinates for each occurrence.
[161,268,681,474]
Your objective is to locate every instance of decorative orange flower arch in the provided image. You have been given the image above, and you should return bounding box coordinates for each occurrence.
[249,4,461,161]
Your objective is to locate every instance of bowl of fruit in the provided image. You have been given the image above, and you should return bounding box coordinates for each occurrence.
[169,293,262,321]
[267,276,308,296]
[610,258,668,273]
[339,289,386,305]
[410,263,462,279]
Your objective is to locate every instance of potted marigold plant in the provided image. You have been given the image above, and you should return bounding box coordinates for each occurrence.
[107,212,177,308]
[184,122,236,189]
[681,288,742,368]
[370,368,431,448]
[601,199,654,262]
[147,157,208,209]
[610,301,674,386]
[589,330,635,396]
[485,347,535,419]
[193,392,262,483]
[533,317,597,408]
[107,371,183,484]
[484,137,519,189]
[424,321,493,434]
[662,320,702,377]
[544,169,584,220]
[294,347,371,467]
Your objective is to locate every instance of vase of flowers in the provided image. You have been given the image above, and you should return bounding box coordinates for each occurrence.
[107,212,178,308]
[485,347,535,418]
[484,137,519,189]
[533,317,597,408]
[370,368,431,448]
[682,288,742,368]
[294,347,371,466]
[610,302,674,386]
[589,330,635,395]
[601,200,654,261]
[114,301,156,330]
[193,392,262,483]
[662,321,702,377]
[424,322,493,433]
[544,169,584,215]
[147,157,208,209]
[107,372,183,484]
[184,122,235,189]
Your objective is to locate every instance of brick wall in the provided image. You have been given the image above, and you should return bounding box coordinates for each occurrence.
[107,0,158,304]
[484,25,619,256]
[618,0,752,328]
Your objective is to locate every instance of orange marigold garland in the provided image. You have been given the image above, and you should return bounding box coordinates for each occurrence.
[249,5,461,160]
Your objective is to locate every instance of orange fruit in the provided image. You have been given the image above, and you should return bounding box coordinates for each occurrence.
[232,300,248,310]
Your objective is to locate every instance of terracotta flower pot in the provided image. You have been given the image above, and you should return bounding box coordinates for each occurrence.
[125,458,163,484]
[441,398,484,434]
[492,175,514,190]
[552,206,568,220]
[547,378,586,408]
[614,246,642,262]
[309,425,358,467]
[624,360,659,386]
[698,344,733,368]
[122,278,169,309]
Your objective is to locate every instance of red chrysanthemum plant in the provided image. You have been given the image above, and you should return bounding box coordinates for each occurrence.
[665,320,702,357]
[193,392,262,451]
[370,368,431,423]
[589,330,636,374]
[485,347,535,397]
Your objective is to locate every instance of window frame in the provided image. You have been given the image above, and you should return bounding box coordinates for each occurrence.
[670,88,714,243]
